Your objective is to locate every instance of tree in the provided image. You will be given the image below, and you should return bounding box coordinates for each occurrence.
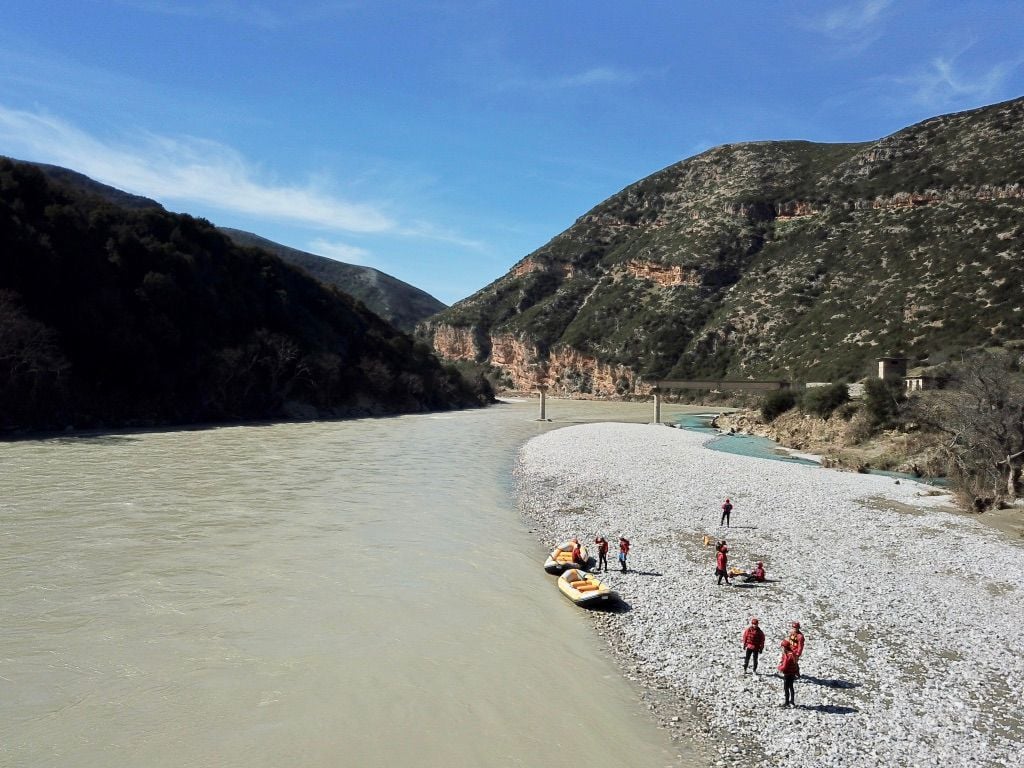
[862,377,907,428]
[760,389,797,422]
[915,350,1024,507]
[801,382,849,419]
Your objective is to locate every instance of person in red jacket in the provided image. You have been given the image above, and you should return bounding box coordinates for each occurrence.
[778,639,800,707]
[618,536,630,573]
[715,545,730,585]
[790,622,805,658]
[743,561,766,583]
[570,538,585,567]
[720,497,733,527]
[742,617,765,673]
[594,536,609,572]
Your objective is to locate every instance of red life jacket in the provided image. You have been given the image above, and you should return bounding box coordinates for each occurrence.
[742,626,765,651]
[595,538,609,555]
[619,539,630,555]
[716,550,728,570]
[791,631,805,658]
[778,649,800,676]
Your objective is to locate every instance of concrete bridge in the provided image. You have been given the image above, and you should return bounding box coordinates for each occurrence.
[531,379,790,422]
[650,379,791,423]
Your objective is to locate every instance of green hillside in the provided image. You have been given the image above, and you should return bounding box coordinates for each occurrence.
[220,228,446,333]
[0,158,490,432]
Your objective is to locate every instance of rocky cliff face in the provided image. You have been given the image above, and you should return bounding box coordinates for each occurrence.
[430,322,647,395]
[421,97,1024,393]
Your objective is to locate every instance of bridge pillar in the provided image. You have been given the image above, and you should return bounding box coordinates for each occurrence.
[536,385,548,421]
[653,387,662,424]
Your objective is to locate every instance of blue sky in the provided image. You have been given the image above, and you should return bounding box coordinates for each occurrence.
[1,1,1022,304]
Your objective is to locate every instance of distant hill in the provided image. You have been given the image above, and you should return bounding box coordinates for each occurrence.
[23,161,446,333]
[219,228,445,333]
[0,157,491,432]
[422,97,1024,395]
[29,162,165,210]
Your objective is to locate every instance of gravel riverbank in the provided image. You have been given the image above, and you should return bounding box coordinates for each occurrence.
[515,422,1024,768]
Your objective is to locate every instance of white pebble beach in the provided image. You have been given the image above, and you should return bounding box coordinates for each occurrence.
[515,422,1024,768]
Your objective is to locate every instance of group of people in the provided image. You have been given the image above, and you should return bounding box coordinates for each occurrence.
[714,538,765,586]
[742,618,806,706]
[718,496,808,707]
[592,536,630,572]
[570,536,630,572]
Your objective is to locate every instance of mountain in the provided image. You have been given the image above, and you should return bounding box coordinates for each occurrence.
[23,161,446,333]
[421,97,1024,395]
[29,162,165,210]
[0,157,490,432]
[219,228,445,333]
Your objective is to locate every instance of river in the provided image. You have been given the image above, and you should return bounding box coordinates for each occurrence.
[0,400,706,768]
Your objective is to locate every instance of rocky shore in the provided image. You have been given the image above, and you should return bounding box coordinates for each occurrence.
[515,422,1024,768]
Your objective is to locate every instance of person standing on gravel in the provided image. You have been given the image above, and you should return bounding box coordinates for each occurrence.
[742,617,765,673]
[618,536,630,572]
[716,545,731,585]
[720,497,733,527]
[594,536,609,572]
[778,639,800,707]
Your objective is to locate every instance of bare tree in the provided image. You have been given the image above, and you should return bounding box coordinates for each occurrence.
[916,350,1024,508]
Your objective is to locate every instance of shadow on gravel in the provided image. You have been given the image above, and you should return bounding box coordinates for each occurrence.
[587,599,632,614]
[625,570,662,577]
[801,704,858,715]
[802,676,859,689]
[724,525,759,530]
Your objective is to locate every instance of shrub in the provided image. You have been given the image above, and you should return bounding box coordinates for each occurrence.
[801,382,849,419]
[760,389,798,422]
[862,378,907,427]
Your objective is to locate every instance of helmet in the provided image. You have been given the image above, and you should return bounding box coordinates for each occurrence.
[791,621,801,629]
[750,617,759,625]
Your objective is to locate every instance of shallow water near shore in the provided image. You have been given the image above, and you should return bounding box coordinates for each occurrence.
[0,400,706,768]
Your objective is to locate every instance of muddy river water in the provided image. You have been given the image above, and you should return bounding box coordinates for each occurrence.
[0,400,707,767]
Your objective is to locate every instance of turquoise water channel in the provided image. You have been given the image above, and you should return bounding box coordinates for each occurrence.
[676,413,945,485]
[676,413,820,467]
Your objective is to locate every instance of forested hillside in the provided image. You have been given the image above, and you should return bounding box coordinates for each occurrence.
[0,158,490,432]
[220,228,445,333]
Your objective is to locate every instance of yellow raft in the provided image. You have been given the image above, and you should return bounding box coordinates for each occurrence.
[557,568,617,605]
[544,541,590,573]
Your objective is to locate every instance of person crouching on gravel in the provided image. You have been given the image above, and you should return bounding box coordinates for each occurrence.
[715,545,730,585]
[778,639,800,707]
[742,617,765,673]
[744,561,766,583]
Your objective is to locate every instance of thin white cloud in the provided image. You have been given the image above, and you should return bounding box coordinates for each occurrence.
[501,66,638,91]
[896,55,1020,110]
[803,0,892,54]
[308,238,372,264]
[817,0,892,34]
[0,105,394,233]
[398,220,486,251]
